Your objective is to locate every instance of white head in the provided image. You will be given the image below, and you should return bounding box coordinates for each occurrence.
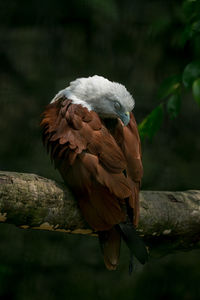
[51,75,135,125]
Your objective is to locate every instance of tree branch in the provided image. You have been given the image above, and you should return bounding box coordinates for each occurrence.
[0,171,200,248]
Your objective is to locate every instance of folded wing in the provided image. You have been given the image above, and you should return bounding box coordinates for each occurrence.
[40,97,132,231]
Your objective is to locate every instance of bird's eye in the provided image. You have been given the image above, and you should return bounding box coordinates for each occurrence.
[114,101,121,110]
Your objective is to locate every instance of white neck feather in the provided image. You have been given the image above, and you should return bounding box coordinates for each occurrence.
[50,88,92,110]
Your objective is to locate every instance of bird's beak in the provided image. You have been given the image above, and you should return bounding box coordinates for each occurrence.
[118,112,130,126]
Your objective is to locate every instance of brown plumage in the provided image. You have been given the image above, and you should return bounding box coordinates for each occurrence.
[41,83,147,271]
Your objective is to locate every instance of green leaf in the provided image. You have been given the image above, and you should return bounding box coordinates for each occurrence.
[192,78,200,106]
[182,60,200,88]
[138,104,164,141]
[157,75,181,100]
[167,93,181,119]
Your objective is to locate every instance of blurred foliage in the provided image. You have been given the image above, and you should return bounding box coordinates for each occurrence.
[0,0,200,299]
[192,77,200,105]
[138,104,164,140]
[140,0,200,140]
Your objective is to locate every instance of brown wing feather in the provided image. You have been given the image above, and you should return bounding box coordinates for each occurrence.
[40,98,131,231]
[114,113,143,226]
[41,98,143,269]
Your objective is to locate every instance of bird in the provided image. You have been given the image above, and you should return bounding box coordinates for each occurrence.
[40,75,148,272]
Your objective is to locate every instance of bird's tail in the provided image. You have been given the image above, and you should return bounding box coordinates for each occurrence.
[117,222,148,273]
[98,196,148,272]
[98,227,121,270]
[99,223,148,272]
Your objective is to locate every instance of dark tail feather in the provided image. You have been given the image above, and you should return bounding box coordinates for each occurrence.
[117,222,148,265]
[98,227,121,270]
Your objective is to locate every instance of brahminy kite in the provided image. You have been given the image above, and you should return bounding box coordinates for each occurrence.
[40,75,148,272]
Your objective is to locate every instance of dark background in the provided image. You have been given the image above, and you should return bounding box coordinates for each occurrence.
[0,0,200,299]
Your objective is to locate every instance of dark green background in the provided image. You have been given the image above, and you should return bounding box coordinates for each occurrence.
[0,0,200,299]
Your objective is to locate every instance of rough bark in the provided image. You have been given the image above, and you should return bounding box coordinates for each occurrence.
[0,171,200,248]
